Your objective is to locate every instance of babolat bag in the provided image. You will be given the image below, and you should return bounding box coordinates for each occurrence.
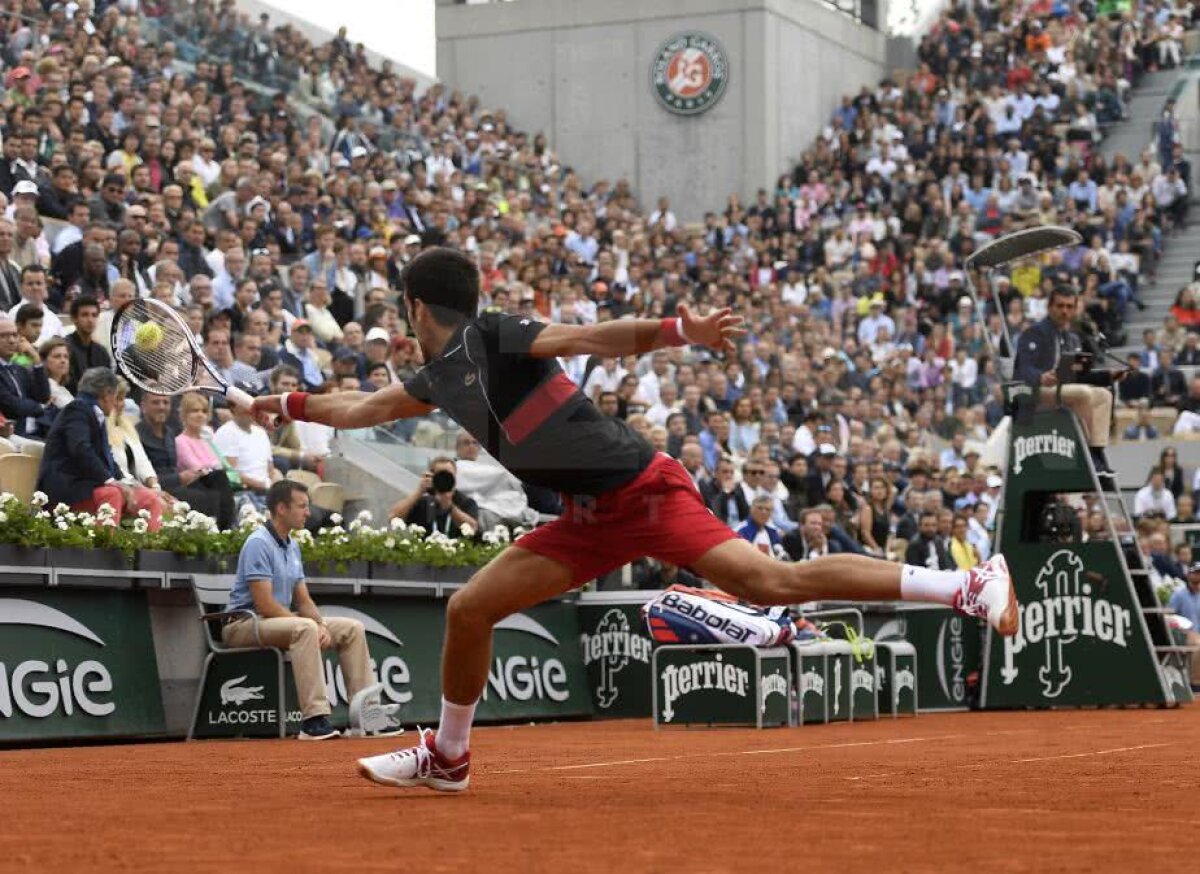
[641,585,795,646]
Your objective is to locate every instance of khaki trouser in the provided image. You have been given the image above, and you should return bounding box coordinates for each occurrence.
[223,616,372,718]
[1037,383,1113,448]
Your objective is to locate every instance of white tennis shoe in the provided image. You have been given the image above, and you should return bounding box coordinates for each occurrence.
[356,728,470,792]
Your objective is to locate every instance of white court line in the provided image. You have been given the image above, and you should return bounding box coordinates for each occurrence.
[1013,743,1170,764]
[498,734,962,775]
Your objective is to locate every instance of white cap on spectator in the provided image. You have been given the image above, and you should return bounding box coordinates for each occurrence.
[365,327,391,344]
[987,475,1003,488]
[12,180,38,197]
[403,234,422,245]
[351,145,368,159]
[818,443,838,456]
[958,296,973,308]
[949,271,964,282]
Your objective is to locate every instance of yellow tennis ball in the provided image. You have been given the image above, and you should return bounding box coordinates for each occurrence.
[134,322,164,352]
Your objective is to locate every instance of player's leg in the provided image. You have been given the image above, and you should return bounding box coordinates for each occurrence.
[690,538,1017,635]
[436,546,576,752]
[356,545,596,791]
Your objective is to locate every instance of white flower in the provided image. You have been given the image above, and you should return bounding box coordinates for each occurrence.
[389,517,406,531]
[53,503,71,516]
[0,511,7,523]
[327,525,345,536]
[356,509,373,524]
[460,524,475,538]
[174,502,191,514]
[133,518,148,534]
[329,513,343,525]
[137,508,151,520]
[348,519,364,532]
[512,526,528,537]
[56,519,68,530]
[292,528,313,545]
[30,491,48,508]
[384,536,396,549]
[76,513,95,527]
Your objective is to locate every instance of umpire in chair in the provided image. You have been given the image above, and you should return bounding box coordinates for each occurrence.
[1014,286,1123,473]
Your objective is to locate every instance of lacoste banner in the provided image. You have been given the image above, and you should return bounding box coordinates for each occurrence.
[0,589,164,741]
[982,545,1168,707]
[478,600,592,722]
[577,602,654,718]
[193,598,446,738]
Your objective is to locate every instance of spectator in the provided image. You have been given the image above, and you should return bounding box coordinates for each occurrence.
[737,494,783,556]
[0,219,21,310]
[36,367,164,530]
[224,479,374,741]
[1118,355,1151,405]
[0,315,50,439]
[783,508,831,561]
[1134,467,1177,520]
[948,514,981,570]
[1150,348,1186,408]
[65,296,110,395]
[905,511,954,570]
[10,266,62,343]
[1167,562,1200,688]
[278,320,324,390]
[858,476,893,557]
[175,392,246,505]
[39,337,73,412]
[106,378,170,509]
[389,456,479,538]
[1160,448,1185,499]
[214,403,283,507]
[706,456,749,528]
[137,393,235,530]
[1123,403,1159,441]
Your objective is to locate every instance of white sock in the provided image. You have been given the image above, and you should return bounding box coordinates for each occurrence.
[436,697,477,759]
[899,565,968,606]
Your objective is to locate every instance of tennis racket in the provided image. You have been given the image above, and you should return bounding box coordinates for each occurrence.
[110,298,255,410]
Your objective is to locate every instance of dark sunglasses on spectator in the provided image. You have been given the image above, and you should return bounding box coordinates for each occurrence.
[745,468,765,475]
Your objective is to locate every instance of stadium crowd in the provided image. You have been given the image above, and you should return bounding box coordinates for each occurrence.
[0,0,1198,587]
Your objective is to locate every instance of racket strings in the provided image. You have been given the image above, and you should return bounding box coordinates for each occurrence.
[112,300,201,394]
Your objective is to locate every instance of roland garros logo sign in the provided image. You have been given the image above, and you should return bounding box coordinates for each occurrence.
[651,32,729,116]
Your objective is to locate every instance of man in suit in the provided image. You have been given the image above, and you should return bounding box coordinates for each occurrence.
[0,315,50,439]
[35,367,165,528]
[1150,348,1187,408]
[1013,286,1119,472]
[1117,352,1151,404]
[806,443,838,505]
[905,511,955,570]
[783,508,830,561]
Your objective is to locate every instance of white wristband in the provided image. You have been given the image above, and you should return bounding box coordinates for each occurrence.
[278,392,292,422]
[675,317,693,344]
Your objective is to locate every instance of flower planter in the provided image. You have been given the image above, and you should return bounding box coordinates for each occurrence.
[368,562,430,582]
[48,547,132,571]
[0,544,48,585]
[307,559,370,580]
[434,566,480,585]
[136,550,214,575]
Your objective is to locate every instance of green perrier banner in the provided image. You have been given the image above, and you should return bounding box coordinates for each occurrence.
[577,601,654,718]
[982,409,1169,707]
[0,589,165,741]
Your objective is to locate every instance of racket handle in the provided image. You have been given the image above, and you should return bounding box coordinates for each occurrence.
[225,386,255,410]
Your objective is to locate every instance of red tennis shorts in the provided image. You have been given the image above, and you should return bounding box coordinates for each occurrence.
[515,453,737,585]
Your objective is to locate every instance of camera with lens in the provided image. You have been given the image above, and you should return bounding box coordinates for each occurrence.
[1038,498,1081,544]
[429,469,456,495]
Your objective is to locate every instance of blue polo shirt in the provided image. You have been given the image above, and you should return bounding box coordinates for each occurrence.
[228,523,306,613]
[1168,585,1200,630]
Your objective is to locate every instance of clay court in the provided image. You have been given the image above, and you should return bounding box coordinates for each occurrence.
[1,707,1192,873]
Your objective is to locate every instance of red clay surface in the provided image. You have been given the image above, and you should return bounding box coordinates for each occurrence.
[0,707,1195,873]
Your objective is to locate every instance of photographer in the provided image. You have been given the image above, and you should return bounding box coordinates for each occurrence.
[389,456,479,539]
[1013,286,1121,473]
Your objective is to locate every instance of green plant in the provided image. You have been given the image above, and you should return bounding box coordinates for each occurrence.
[0,495,512,570]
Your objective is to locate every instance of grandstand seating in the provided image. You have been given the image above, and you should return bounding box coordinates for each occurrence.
[0,0,1196,589]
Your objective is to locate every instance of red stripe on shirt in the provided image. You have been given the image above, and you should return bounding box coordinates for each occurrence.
[502,372,576,444]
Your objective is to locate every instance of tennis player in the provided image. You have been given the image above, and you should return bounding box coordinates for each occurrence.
[252,248,1018,792]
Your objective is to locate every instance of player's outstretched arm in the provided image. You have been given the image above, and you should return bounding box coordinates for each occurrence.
[252,384,435,429]
[528,303,745,358]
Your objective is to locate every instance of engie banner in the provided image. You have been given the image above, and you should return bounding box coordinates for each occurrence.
[0,588,165,741]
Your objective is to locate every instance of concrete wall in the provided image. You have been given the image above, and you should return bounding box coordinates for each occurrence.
[437,0,887,220]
